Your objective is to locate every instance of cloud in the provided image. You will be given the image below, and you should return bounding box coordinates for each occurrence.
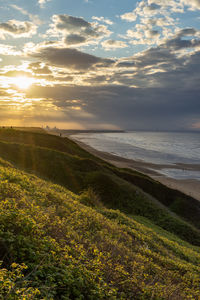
[147,0,184,13]
[64,34,87,45]
[1,70,32,77]
[0,7,198,130]
[149,0,200,12]
[162,28,200,50]
[10,5,42,25]
[0,44,22,56]
[127,24,161,45]
[120,0,190,46]
[120,1,162,22]
[120,12,137,22]
[54,15,90,32]
[121,1,180,46]
[92,16,113,25]
[102,39,128,50]
[25,75,200,130]
[0,20,37,39]
[30,46,114,70]
[47,14,112,46]
[28,62,52,75]
[181,0,200,10]
[18,28,200,130]
[38,0,51,8]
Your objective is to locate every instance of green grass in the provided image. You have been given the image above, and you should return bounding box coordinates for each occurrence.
[0,128,91,158]
[0,161,199,299]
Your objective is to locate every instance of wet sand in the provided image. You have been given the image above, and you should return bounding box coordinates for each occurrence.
[70,138,200,201]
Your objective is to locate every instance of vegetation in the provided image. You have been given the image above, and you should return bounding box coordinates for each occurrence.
[0,128,199,298]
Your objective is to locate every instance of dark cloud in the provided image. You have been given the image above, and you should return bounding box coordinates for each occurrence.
[176,28,197,36]
[26,71,200,131]
[147,3,161,11]
[85,75,108,84]
[117,47,181,72]
[165,38,200,50]
[116,28,200,75]
[55,15,90,31]
[65,34,87,45]
[31,46,114,70]
[148,30,160,37]
[162,28,200,50]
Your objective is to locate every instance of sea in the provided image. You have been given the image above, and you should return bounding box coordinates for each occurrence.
[71,131,200,181]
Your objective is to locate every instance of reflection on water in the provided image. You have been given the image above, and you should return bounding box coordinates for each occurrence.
[71,131,200,165]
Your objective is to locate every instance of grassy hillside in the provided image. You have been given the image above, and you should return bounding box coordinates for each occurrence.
[0,159,200,299]
[0,128,199,247]
[0,128,91,158]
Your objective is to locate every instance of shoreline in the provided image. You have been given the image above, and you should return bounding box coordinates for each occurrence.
[69,137,200,201]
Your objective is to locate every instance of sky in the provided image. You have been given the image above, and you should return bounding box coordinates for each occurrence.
[0,0,200,130]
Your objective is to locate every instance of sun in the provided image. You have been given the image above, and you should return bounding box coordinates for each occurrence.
[12,76,35,90]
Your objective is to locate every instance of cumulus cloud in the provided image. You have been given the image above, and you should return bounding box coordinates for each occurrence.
[121,0,164,22]
[0,20,37,39]
[147,0,184,13]
[120,11,137,22]
[127,24,161,45]
[120,0,185,46]
[102,39,128,50]
[47,14,112,46]
[148,0,200,12]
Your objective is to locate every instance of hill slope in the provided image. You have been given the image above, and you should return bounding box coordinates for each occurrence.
[0,159,200,299]
[0,128,199,247]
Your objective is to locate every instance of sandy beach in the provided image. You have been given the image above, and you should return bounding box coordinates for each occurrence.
[71,138,200,201]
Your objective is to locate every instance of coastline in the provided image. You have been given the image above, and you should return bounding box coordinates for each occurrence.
[70,137,200,201]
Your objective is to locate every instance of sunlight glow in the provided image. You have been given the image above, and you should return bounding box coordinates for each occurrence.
[12,76,35,90]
